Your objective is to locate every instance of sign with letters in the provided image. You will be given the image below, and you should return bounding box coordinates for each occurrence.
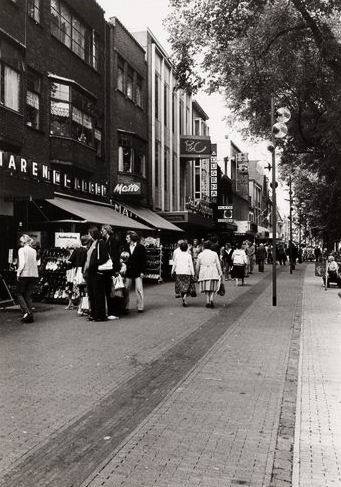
[55,232,81,249]
[180,136,212,158]
[0,151,107,198]
[210,143,218,202]
[113,182,142,196]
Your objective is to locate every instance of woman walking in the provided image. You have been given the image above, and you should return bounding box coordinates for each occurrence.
[196,240,222,308]
[83,226,109,322]
[65,235,89,313]
[172,241,195,307]
[101,224,121,320]
[231,242,248,286]
[16,234,39,323]
[124,231,146,313]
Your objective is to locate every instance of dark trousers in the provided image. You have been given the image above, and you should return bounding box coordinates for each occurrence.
[17,277,36,314]
[104,273,118,316]
[86,273,106,320]
[258,260,265,272]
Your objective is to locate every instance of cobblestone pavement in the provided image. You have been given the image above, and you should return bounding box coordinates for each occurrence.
[0,266,303,487]
[293,265,341,487]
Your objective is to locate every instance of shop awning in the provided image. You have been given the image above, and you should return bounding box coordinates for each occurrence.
[46,196,152,230]
[120,204,184,232]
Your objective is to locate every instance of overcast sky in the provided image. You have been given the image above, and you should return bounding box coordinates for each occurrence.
[97,0,288,214]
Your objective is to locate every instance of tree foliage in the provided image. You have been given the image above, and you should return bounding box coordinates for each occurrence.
[165,0,341,243]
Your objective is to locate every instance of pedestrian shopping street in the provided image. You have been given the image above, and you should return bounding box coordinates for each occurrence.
[0,264,340,487]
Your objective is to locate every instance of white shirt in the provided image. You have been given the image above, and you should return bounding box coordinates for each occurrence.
[130,242,137,254]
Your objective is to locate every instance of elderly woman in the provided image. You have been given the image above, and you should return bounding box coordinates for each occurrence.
[196,240,222,308]
[172,241,195,307]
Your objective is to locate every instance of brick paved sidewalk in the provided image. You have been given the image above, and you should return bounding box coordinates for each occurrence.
[82,268,304,487]
[293,265,341,486]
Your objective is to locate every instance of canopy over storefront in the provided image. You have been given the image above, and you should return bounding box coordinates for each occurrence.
[46,196,152,230]
[118,204,184,232]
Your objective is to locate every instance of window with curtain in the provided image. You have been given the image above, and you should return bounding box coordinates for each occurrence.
[50,0,99,69]
[28,0,40,22]
[50,81,97,147]
[118,133,146,176]
[117,56,124,92]
[0,64,20,112]
[26,70,41,129]
[126,67,134,100]
[136,75,143,108]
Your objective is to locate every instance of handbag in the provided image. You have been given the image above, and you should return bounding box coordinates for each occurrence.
[217,281,225,296]
[80,295,89,312]
[73,267,86,286]
[110,274,126,298]
[97,242,113,271]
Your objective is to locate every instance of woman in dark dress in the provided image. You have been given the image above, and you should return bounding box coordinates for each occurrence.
[101,225,121,320]
[83,226,109,322]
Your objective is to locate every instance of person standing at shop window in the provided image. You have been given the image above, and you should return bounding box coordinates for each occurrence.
[101,225,121,320]
[124,231,146,313]
[83,226,109,322]
[16,235,39,323]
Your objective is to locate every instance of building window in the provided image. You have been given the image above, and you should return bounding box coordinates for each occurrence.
[194,119,200,136]
[118,134,146,176]
[28,0,40,22]
[155,141,160,187]
[94,128,102,157]
[26,70,41,129]
[194,160,201,199]
[117,55,124,92]
[126,67,133,100]
[50,81,96,147]
[155,74,160,120]
[50,0,98,69]
[136,75,143,108]
[0,64,20,112]
[164,84,169,126]
[164,147,169,189]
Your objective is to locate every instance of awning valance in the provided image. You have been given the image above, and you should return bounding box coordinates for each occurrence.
[120,204,184,232]
[46,196,152,230]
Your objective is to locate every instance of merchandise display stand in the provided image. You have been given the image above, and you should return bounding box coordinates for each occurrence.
[35,248,71,303]
[144,245,163,283]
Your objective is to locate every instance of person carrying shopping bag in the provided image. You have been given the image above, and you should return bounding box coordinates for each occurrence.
[196,240,222,308]
[172,241,195,307]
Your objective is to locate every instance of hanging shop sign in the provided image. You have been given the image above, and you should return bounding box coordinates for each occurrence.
[210,143,218,203]
[217,205,234,223]
[236,152,249,174]
[185,198,214,218]
[55,232,81,249]
[113,182,142,196]
[180,136,212,159]
[0,151,107,198]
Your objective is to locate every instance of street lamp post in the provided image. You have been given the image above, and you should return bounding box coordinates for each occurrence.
[289,175,293,274]
[271,97,277,306]
[270,99,291,306]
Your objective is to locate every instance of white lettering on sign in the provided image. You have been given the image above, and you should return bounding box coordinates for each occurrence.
[114,183,141,195]
[8,155,16,170]
[184,140,208,154]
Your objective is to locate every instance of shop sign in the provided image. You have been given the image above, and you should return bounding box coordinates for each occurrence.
[113,183,142,196]
[113,203,135,219]
[180,136,212,158]
[55,232,81,249]
[217,205,233,223]
[0,151,107,197]
[236,152,249,174]
[185,198,213,218]
[210,143,218,202]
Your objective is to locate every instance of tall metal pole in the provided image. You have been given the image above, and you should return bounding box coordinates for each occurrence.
[289,175,293,274]
[271,96,277,306]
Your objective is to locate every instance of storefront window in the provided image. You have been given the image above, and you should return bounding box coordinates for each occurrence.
[28,0,40,22]
[50,81,97,147]
[50,0,99,69]
[0,64,20,112]
[26,70,41,129]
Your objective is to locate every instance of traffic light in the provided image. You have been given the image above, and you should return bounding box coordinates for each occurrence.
[272,107,291,139]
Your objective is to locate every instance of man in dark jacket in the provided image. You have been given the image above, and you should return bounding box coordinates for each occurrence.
[124,231,146,312]
[101,224,121,320]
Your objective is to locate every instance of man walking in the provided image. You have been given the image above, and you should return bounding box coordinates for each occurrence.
[124,231,146,313]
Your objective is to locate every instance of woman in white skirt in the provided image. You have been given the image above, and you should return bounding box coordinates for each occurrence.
[196,240,222,308]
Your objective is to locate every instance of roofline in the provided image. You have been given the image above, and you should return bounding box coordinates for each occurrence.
[133,28,173,68]
[192,100,209,121]
[108,17,146,53]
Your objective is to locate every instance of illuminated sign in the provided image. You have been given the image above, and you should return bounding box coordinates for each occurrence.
[113,183,142,195]
[180,136,212,158]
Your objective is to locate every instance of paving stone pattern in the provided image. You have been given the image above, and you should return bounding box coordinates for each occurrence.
[0,272,270,485]
[83,269,304,487]
[293,266,341,487]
